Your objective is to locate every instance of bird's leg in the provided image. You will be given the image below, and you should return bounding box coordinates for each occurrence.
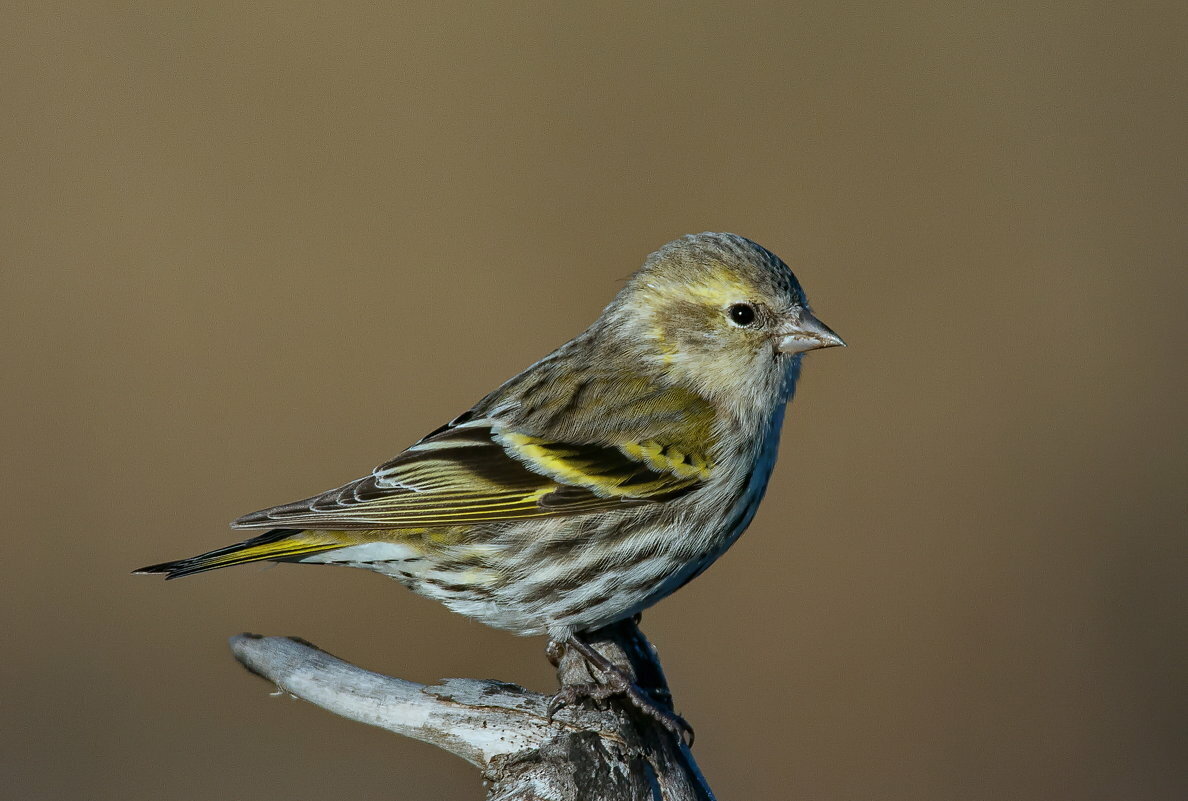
[545,639,566,668]
[546,632,695,746]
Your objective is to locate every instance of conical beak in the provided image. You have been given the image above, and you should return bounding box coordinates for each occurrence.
[777,311,846,354]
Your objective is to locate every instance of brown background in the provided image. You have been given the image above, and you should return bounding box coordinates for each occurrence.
[2,2,1184,799]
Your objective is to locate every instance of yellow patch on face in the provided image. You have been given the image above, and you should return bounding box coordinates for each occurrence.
[622,264,771,385]
[680,269,754,306]
[648,321,678,365]
[639,264,755,310]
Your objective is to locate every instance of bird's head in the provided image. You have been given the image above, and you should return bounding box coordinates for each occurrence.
[607,232,844,415]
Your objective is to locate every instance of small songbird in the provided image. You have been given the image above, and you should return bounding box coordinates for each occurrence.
[136,232,843,732]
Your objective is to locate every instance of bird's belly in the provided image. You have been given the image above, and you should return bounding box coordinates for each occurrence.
[294,435,779,638]
[475,479,773,637]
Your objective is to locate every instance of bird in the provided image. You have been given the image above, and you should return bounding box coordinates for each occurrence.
[135,232,844,737]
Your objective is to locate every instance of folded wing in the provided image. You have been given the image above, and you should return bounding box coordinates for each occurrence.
[231,418,711,530]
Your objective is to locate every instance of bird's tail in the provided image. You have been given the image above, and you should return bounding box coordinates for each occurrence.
[133,529,340,580]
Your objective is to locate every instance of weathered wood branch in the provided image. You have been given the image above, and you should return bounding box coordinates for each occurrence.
[229,619,715,800]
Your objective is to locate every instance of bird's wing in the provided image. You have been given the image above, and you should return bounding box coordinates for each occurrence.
[230,418,712,530]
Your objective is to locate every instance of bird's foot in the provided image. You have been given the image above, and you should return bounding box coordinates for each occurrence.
[547,635,694,746]
[546,679,624,719]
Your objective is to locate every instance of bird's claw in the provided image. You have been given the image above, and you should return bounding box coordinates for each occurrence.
[546,638,695,747]
[621,684,695,747]
[546,681,622,720]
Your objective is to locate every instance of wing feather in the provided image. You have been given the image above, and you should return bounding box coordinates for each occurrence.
[231,419,712,530]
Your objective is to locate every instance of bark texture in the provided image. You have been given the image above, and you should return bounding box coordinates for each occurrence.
[230,619,715,800]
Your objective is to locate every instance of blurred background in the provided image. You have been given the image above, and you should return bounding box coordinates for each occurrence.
[2,2,1184,799]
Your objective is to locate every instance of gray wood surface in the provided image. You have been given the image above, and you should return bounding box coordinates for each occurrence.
[230,619,715,800]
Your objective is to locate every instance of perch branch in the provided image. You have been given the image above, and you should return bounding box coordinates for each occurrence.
[229,620,715,800]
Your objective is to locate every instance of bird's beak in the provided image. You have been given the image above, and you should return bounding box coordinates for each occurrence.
[776,310,846,354]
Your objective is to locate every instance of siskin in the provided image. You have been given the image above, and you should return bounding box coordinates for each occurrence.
[136,232,843,731]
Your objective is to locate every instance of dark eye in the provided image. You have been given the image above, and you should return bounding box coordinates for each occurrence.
[727,303,757,327]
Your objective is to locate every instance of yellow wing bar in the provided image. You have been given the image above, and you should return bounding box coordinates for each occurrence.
[232,421,712,530]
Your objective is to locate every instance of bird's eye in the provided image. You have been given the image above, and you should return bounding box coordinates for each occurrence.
[727,303,757,327]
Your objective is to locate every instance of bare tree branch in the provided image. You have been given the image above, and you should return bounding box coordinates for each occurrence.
[230,620,715,800]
